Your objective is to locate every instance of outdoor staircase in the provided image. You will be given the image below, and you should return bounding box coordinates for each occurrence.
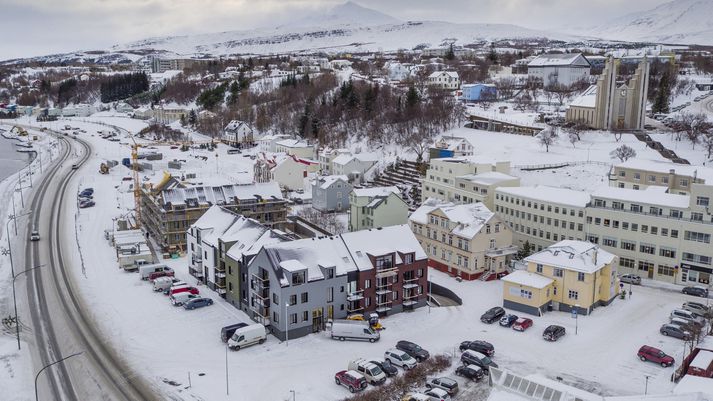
[366,159,427,208]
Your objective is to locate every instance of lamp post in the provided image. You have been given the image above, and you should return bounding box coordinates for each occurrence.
[290,390,296,401]
[35,352,83,401]
[285,302,290,346]
[644,375,650,395]
[574,304,580,335]
[12,264,45,349]
[225,339,229,396]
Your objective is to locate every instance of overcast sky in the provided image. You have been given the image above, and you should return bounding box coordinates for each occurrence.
[0,0,668,60]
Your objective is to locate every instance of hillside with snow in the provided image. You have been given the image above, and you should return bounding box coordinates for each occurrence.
[578,0,713,45]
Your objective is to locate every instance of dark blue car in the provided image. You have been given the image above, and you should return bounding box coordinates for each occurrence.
[183,297,214,310]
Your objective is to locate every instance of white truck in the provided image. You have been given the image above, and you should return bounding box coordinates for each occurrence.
[228,324,267,350]
[330,320,380,343]
[348,358,386,385]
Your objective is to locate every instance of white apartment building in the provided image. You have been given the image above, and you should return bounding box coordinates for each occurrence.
[612,159,713,195]
[527,53,591,87]
[427,71,460,90]
[422,158,516,209]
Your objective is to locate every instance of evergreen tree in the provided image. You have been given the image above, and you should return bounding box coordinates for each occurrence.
[406,86,420,108]
[188,109,197,126]
[488,43,499,65]
[652,67,672,114]
[445,43,455,61]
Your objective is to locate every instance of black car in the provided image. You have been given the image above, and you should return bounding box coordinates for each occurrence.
[396,340,430,362]
[461,350,498,371]
[459,340,495,357]
[221,322,249,343]
[369,359,398,377]
[682,286,709,298]
[480,307,506,324]
[543,325,566,341]
[499,314,518,327]
[455,364,485,381]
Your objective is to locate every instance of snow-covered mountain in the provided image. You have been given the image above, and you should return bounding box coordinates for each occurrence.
[109,2,577,57]
[579,0,713,45]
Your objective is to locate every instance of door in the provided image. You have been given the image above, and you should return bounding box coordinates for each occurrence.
[312,308,324,333]
[648,267,654,279]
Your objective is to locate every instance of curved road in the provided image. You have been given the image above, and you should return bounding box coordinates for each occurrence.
[20,129,158,401]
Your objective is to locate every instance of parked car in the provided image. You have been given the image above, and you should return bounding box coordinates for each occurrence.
[683,302,712,318]
[79,200,95,208]
[221,323,249,343]
[168,286,199,297]
[153,277,181,292]
[455,364,485,381]
[148,269,176,282]
[330,320,380,342]
[384,348,417,370]
[480,307,505,324]
[402,393,431,401]
[348,359,386,385]
[660,324,691,340]
[396,340,430,362]
[459,340,495,357]
[637,345,674,367]
[30,230,40,241]
[499,314,518,327]
[334,370,367,393]
[169,292,199,307]
[670,309,706,327]
[424,388,451,401]
[619,274,642,285]
[669,317,696,332]
[139,264,171,280]
[461,350,498,371]
[227,323,266,350]
[426,377,459,396]
[183,297,213,310]
[512,317,534,332]
[682,286,709,298]
[543,325,566,341]
[369,358,398,377]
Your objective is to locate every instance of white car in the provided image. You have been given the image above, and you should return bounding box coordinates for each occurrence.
[424,388,451,401]
[30,230,40,241]
[384,348,417,370]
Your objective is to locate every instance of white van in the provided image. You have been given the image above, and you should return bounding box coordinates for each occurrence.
[228,324,267,350]
[169,292,198,306]
[138,264,171,280]
[153,277,180,292]
[330,320,380,342]
[348,358,386,385]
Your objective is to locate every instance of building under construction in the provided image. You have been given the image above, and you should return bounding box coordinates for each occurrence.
[140,174,288,252]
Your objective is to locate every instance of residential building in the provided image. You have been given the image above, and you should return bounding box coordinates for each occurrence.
[427,71,460,90]
[422,158,517,209]
[566,56,649,131]
[503,240,618,316]
[257,134,291,153]
[275,138,315,159]
[527,53,591,87]
[312,175,352,212]
[223,120,254,147]
[429,136,474,159]
[317,148,348,175]
[461,83,497,102]
[494,186,590,251]
[246,225,427,340]
[330,152,378,183]
[611,158,713,195]
[410,198,516,280]
[271,155,320,191]
[348,187,408,231]
[141,177,287,251]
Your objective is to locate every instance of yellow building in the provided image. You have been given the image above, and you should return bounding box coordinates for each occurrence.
[502,240,619,316]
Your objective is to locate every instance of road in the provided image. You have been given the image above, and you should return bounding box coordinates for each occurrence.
[20,129,158,401]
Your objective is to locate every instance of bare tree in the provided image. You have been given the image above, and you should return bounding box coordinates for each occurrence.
[610,144,637,162]
[537,127,558,152]
[670,112,711,147]
[702,133,713,160]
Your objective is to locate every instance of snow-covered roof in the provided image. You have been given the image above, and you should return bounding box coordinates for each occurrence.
[502,270,553,289]
[690,350,713,370]
[528,53,590,67]
[429,71,459,79]
[616,159,713,184]
[332,153,355,165]
[352,186,400,198]
[265,236,356,283]
[341,225,427,271]
[673,374,713,399]
[569,85,598,108]
[224,120,251,132]
[410,198,495,239]
[192,206,240,247]
[276,138,312,149]
[161,182,284,207]
[460,172,518,186]
[497,185,591,208]
[525,240,616,274]
[313,175,349,190]
[433,136,472,151]
[591,187,690,209]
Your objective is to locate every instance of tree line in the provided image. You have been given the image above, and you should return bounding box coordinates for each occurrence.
[100,72,149,103]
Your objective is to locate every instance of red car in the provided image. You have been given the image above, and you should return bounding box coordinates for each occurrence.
[638,345,674,367]
[169,286,199,297]
[148,270,175,282]
[334,370,367,393]
[512,317,533,332]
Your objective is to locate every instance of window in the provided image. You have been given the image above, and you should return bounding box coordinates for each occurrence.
[272,312,279,324]
[638,261,654,272]
[683,252,712,265]
[290,313,297,325]
[520,289,532,299]
[648,175,656,183]
[365,279,371,289]
[417,268,424,277]
[657,265,675,277]
[292,272,305,285]
[327,287,334,303]
[634,173,640,180]
[289,294,297,306]
[630,204,642,213]
[639,243,655,254]
[536,264,543,273]
[661,228,668,236]
[641,225,648,234]
[301,292,308,303]
[685,231,711,244]
[602,237,617,247]
[659,247,676,259]
[696,196,710,206]
[273,293,279,304]
[553,268,563,277]
[670,209,683,218]
[651,227,658,235]
[568,290,579,300]
[621,240,636,251]
[691,212,703,222]
[680,179,689,187]
[577,272,585,282]
[404,253,413,264]
[671,230,679,238]
[619,258,635,269]
[302,311,309,322]
[649,207,661,216]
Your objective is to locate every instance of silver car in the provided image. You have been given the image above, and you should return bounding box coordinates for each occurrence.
[619,274,641,285]
[683,302,712,318]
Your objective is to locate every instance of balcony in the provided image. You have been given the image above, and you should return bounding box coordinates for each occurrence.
[215,271,226,279]
[486,245,519,258]
[189,265,204,278]
[251,303,270,318]
[375,288,391,296]
[375,267,398,279]
[347,290,364,302]
[251,272,270,290]
[347,301,364,313]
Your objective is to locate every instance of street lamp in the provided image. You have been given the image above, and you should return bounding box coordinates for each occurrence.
[644,375,650,395]
[225,339,229,396]
[285,302,291,347]
[574,304,580,335]
[290,390,296,401]
[11,264,46,349]
[35,352,83,401]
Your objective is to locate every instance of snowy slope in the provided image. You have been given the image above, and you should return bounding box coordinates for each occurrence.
[579,0,713,45]
[283,0,401,29]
